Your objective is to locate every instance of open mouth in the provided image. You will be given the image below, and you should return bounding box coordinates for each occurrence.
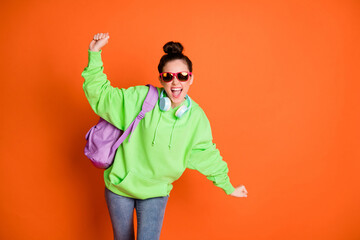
[171,88,182,98]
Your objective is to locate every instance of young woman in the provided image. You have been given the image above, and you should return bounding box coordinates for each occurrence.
[82,32,248,240]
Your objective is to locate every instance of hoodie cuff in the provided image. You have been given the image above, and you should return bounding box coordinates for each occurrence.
[87,49,103,69]
[223,182,236,195]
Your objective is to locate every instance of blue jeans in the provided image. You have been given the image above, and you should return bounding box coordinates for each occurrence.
[105,188,169,240]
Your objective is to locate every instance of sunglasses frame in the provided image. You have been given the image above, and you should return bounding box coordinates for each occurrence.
[159,71,193,82]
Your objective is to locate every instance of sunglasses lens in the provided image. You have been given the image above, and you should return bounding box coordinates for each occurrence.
[177,72,190,81]
[162,72,174,82]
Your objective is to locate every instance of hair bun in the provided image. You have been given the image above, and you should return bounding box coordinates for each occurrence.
[163,41,183,55]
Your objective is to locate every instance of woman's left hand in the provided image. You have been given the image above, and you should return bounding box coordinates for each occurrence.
[230,185,248,197]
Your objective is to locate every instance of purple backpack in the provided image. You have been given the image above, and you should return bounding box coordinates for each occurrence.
[84,84,159,169]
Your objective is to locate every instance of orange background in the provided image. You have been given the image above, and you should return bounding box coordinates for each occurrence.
[1,0,359,239]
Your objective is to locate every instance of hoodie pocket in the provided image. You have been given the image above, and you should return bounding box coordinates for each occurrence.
[111,171,168,199]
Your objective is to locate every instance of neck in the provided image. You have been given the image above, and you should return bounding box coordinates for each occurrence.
[171,98,186,109]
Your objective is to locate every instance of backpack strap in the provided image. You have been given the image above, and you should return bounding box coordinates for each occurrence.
[111,84,159,152]
[142,84,159,112]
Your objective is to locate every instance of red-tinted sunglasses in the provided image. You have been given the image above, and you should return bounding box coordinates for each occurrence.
[159,71,192,82]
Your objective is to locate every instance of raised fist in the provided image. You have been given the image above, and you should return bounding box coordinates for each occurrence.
[89,32,110,52]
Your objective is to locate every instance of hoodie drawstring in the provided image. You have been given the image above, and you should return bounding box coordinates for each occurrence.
[152,112,163,145]
[168,118,177,149]
[152,111,178,149]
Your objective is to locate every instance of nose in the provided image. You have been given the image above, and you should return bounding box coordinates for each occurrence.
[172,76,180,85]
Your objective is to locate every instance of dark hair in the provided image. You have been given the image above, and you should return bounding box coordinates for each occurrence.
[157,41,193,73]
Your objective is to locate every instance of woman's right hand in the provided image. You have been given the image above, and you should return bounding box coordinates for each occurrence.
[89,32,110,52]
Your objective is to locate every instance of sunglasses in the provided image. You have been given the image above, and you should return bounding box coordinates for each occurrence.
[159,71,192,82]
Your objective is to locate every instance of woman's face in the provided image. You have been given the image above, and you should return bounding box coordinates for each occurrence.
[159,59,193,108]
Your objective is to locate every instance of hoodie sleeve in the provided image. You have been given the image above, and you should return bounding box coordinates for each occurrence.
[81,50,146,130]
[186,111,235,195]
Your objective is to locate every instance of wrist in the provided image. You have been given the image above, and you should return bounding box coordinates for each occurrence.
[89,48,100,52]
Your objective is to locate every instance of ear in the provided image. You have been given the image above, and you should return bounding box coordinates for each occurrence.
[159,76,165,87]
[189,74,194,85]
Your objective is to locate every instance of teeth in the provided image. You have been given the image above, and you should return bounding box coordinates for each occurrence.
[171,88,182,91]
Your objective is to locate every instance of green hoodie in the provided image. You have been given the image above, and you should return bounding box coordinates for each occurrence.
[82,50,235,199]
